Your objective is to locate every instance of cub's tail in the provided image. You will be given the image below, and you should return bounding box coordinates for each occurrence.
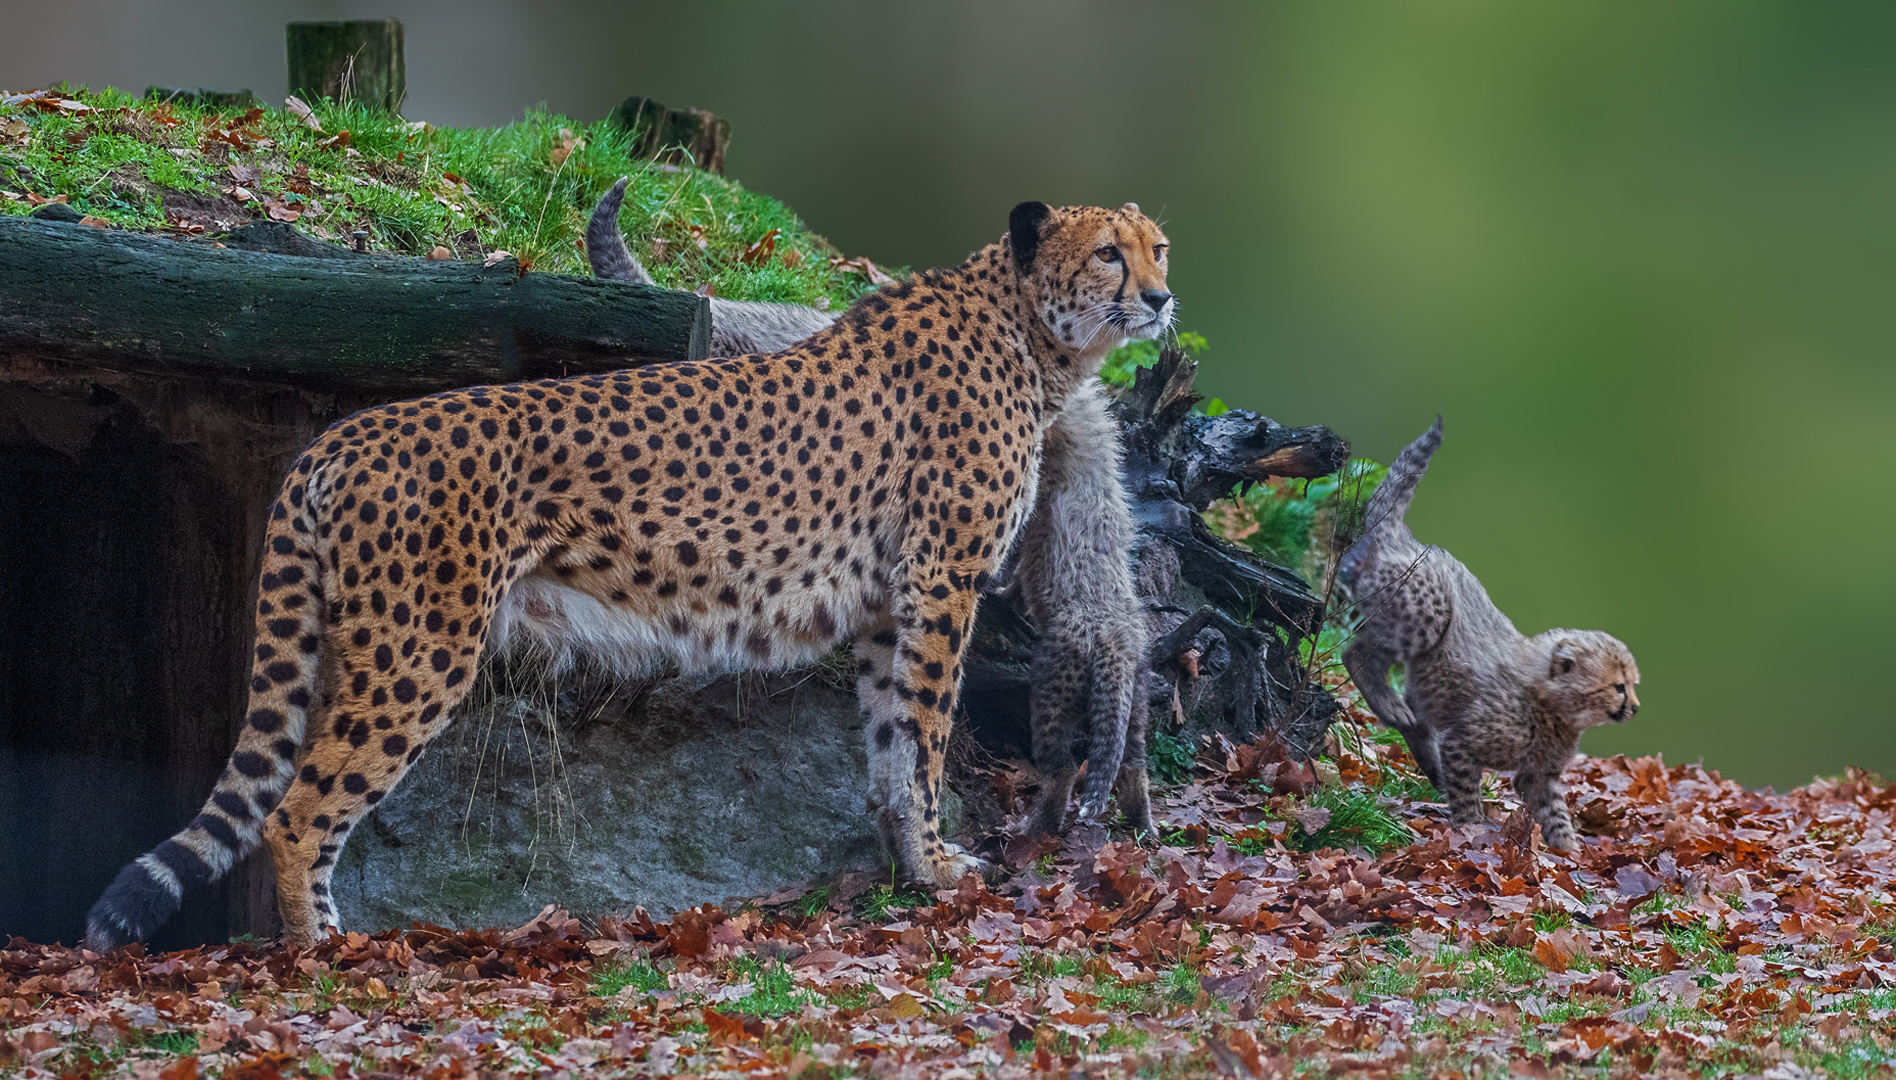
[1340,416,1442,584]
[587,177,655,285]
[86,458,329,949]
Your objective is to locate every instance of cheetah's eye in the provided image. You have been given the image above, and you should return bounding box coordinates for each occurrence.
[1614,683,1625,693]
[1154,244,1168,261]
[1095,246,1120,263]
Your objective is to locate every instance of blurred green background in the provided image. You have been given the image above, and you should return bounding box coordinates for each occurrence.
[6,1,1892,788]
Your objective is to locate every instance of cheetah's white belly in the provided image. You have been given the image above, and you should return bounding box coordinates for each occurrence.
[488,574,853,680]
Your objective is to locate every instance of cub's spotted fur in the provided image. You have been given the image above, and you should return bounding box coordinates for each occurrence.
[591,180,1152,837]
[1339,418,1640,850]
[1009,378,1152,838]
[87,200,1174,948]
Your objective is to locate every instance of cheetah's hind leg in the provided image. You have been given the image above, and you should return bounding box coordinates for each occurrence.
[1072,634,1136,825]
[1113,665,1156,839]
[1026,627,1086,838]
[263,606,489,943]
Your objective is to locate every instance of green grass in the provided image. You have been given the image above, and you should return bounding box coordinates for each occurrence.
[0,85,878,308]
[1160,962,1203,1004]
[724,956,820,1019]
[121,1029,198,1057]
[1019,950,1085,982]
[791,885,832,919]
[1534,910,1573,932]
[1633,892,1683,917]
[853,883,931,922]
[1661,920,1736,974]
[1282,782,1417,854]
[589,957,669,997]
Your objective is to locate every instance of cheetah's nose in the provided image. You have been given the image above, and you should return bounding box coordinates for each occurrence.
[1141,290,1173,314]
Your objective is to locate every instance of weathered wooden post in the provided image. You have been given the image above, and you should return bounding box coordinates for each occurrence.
[607,95,732,174]
[286,19,406,112]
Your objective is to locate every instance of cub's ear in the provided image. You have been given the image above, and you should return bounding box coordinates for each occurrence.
[1120,201,1141,214]
[1009,201,1053,272]
[1550,640,1577,677]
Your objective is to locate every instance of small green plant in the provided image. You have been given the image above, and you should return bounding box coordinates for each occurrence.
[1098,330,1208,388]
[590,957,669,997]
[1155,825,1198,848]
[1147,728,1197,787]
[823,982,879,1011]
[1228,831,1278,857]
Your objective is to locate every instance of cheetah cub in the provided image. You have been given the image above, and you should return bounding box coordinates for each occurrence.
[1008,379,1153,838]
[590,179,1153,837]
[1338,418,1640,850]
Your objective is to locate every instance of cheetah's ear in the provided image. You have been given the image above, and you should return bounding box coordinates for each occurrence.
[1550,640,1577,677]
[1009,201,1053,272]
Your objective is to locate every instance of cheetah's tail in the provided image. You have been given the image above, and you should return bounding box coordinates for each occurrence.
[587,177,655,286]
[1340,416,1442,582]
[86,460,329,950]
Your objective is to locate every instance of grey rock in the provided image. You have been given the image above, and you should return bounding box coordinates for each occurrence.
[331,662,947,931]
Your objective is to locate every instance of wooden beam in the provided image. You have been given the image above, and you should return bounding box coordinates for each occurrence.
[0,217,712,394]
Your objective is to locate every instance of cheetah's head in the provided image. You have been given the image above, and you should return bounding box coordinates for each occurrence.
[1533,629,1641,729]
[1008,201,1174,366]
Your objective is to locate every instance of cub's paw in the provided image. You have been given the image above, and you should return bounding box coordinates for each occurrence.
[1541,828,1579,853]
[921,842,993,888]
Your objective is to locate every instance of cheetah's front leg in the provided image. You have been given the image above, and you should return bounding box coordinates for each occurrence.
[862,567,989,888]
[1513,769,1578,851]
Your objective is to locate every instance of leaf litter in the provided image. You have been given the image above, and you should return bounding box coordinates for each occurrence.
[4,690,1895,1078]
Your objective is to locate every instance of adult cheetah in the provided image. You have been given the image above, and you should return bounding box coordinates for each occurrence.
[587,179,1154,839]
[86,200,1175,948]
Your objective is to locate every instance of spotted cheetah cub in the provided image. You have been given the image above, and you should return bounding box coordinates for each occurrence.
[1009,378,1153,838]
[590,179,1153,837]
[87,198,1175,949]
[1339,418,1640,850]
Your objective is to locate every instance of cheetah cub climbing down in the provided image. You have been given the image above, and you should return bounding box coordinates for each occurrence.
[590,179,1153,838]
[87,199,1174,949]
[1339,418,1640,850]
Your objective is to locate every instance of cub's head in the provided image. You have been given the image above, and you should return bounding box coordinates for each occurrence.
[1007,200,1174,364]
[1533,629,1641,729]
